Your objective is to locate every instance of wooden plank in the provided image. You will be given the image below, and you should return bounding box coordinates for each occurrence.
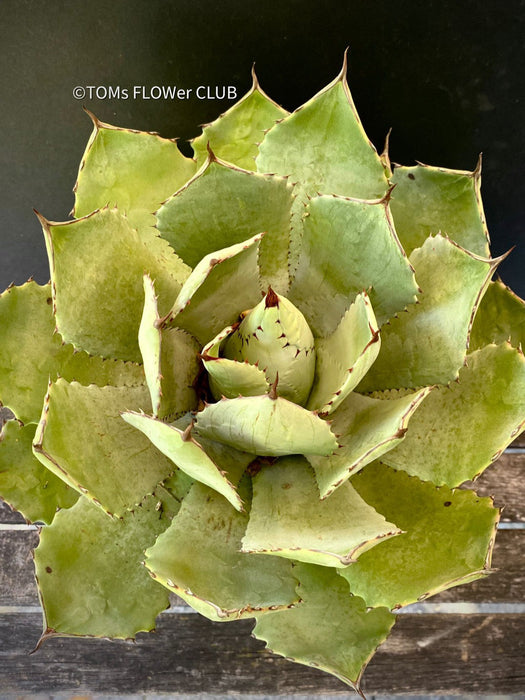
[0,530,39,606]
[0,500,26,524]
[465,452,525,522]
[512,432,525,448]
[0,612,523,695]
[1,527,523,608]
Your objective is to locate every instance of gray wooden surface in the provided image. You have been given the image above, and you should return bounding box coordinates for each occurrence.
[1,445,524,696]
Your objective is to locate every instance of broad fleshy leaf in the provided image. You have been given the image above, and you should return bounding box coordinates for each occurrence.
[34,495,170,640]
[340,462,499,609]
[307,387,432,498]
[157,157,293,293]
[121,411,244,511]
[380,343,525,485]
[201,325,269,400]
[0,281,144,424]
[253,563,396,692]
[469,279,525,351]
[359,234,501,391]
[288,195,419,337]
[195,394,338,457]
[73,114,196,231]
[191,69,288,170]
[390,161,490,257]
[145,477,298,622]
[139,275,199,418]
[33,380,175,517]
[40,208,190,362]
[257,57,388,201]
[307,292,380,414]
[0,420,77,524]
[242,456,401,567]
[166,233,263,344]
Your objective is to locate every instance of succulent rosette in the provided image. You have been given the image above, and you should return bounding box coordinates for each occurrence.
[1,56,525,693]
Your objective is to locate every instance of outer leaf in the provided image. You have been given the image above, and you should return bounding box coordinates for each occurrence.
[34,495,170,640]
[121,411,244,512]
[359,234,502,391]
[390,160,490,257]
[201,325,269,400]
[73,114,196,231]
[289,195,418,337]
[242,456,401,567]
[139,275,199,418]
[191,68,288,170]
[145,477,298,622]
[307,388,432,498]
[340,462,499,609]
[157,157,293,293]
[41,208,190,362]
[307,292,380,414]
[195,394,338,457]
[33,380,175,517]
[469,279,525,351]
[380,343,525,485]
[0,420,77,524]
[166,233,263,345]
[0,281,144,424]
[257,56,388,201]
[253,563,395,693]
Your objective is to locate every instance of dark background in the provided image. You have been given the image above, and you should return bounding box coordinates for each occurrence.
[1,0,524,297]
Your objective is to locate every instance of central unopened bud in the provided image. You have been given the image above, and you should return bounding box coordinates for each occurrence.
[223,288,316,406]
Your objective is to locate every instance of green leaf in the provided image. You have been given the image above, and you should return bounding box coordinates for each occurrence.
[191,69,288,170]
[380,343,525,485]
[73,114,196,231]
[253,562,395,692]
[157,157,294,293]
[33,380,176,517]
[288,195,419,337]
[242,456,401,567]
[359,234,501,391]
[390,160,490,257]
[201,325,269,400]
[307,292,380,414]
[307,388,431,498]
[222,289,316,406]
[257,57,388,201]
[469,279,525,351]
[34,495,170,640]
[41,208,190,362]
[139,275,199,419]
[166,233,263,344]
[0,420,77,524]
[0,281,144,424]
[195,394,338,457]
[145,477,298,622]
[340,462,499,609]
[121,411,244,512]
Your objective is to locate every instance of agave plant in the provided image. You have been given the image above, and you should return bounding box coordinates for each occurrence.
[1,54,524,694]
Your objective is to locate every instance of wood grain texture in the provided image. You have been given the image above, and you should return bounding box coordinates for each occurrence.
[463,452,525,522]
[0,499,27,524]
[0,612,523,695]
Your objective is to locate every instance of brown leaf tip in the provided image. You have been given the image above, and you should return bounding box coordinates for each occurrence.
[265,286,280,308]
[268,373,279,400]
